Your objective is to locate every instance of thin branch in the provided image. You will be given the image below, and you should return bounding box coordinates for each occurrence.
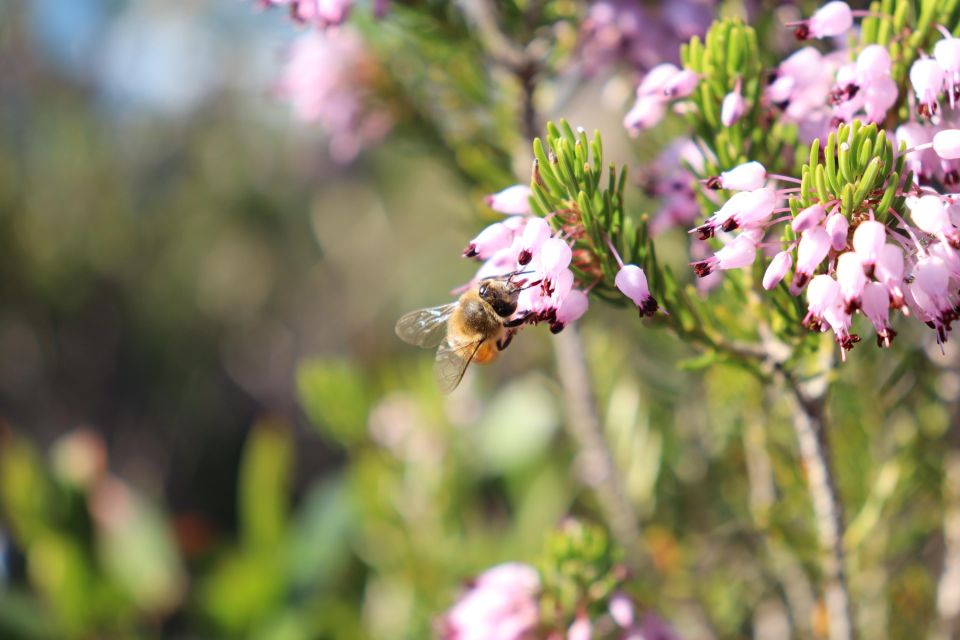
[456,0,541,141]
[552,326,645,567]
[744,397,817,637]
[713,323,854,640]
[781,372,854,640]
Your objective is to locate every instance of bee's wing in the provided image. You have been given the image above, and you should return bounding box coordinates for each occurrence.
[395,303,457,348]
[434,338,484,394]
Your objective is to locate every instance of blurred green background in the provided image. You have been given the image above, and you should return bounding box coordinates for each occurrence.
[1,0,957,638]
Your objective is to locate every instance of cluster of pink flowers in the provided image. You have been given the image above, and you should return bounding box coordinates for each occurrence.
[465,183,658,332]
[578,0,713,74]
[566,593,680,640]
[688,124,960,355]
[897,30,960,187]
[440,563,679,640]
[258,0,388,28]
[768,42,897,141]
[440,563,540,640]
[277,29,393,164]
[623,63,700,135]
[621,2,904,144]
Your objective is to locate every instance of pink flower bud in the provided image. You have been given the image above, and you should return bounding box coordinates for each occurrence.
[836,250,866,308]
[807,1,853,38]
[852,220,886,271]
[721,88,746,126]
[792,204,826,233]
[717,161,767,191]
[624,96,667,135]
[826,211,849,251]
[763,250,793,290]
[662,69,699,98]
[933,129,960,160]
[485,185,533,215]
[615,265,659,316]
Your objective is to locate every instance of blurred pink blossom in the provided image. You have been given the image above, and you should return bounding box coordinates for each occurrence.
[277,29,393,164]
[440,563,540,640]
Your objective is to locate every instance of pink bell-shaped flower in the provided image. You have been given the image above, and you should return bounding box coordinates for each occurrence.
[836,250,867,311]
[875,243,906,306]
[615,264,659,316]
[709,161,767,191]
[861,281,896,347]
[662,69,699,99]
[852,220,887,274]
[933,129,960,160]
[721,85,746,126]
[792,204,826,233]
[908,194,960,246]
[637,63,681,96]
[791,226,831,292]
[763,250,793,290]
[797,1,853,40]
[552,289,589,331]
[692,233,758,277]
[516,217,551,265]
[935,36,960,107]
[856,45,892,81]
[805,274,841,328]
[464,221,515,259]
[910,58,945,116]
[485,185,533,215]
[624,96,667,135]
[825,211,850,251]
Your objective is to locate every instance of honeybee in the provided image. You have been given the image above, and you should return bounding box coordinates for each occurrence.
[395,274,528,393]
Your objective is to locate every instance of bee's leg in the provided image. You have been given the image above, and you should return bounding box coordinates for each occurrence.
[496,330,516,351]
[503,312,532,328]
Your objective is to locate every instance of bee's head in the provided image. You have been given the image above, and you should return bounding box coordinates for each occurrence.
[478,278,519,318]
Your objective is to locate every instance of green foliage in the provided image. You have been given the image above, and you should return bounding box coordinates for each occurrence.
[297,359,371,446]
[539,519,623,628]
[0,432,185,638]
[531,120,649,305]
[681,19,794,175]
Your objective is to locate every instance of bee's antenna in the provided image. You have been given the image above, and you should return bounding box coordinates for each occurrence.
[503,269,535,281]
